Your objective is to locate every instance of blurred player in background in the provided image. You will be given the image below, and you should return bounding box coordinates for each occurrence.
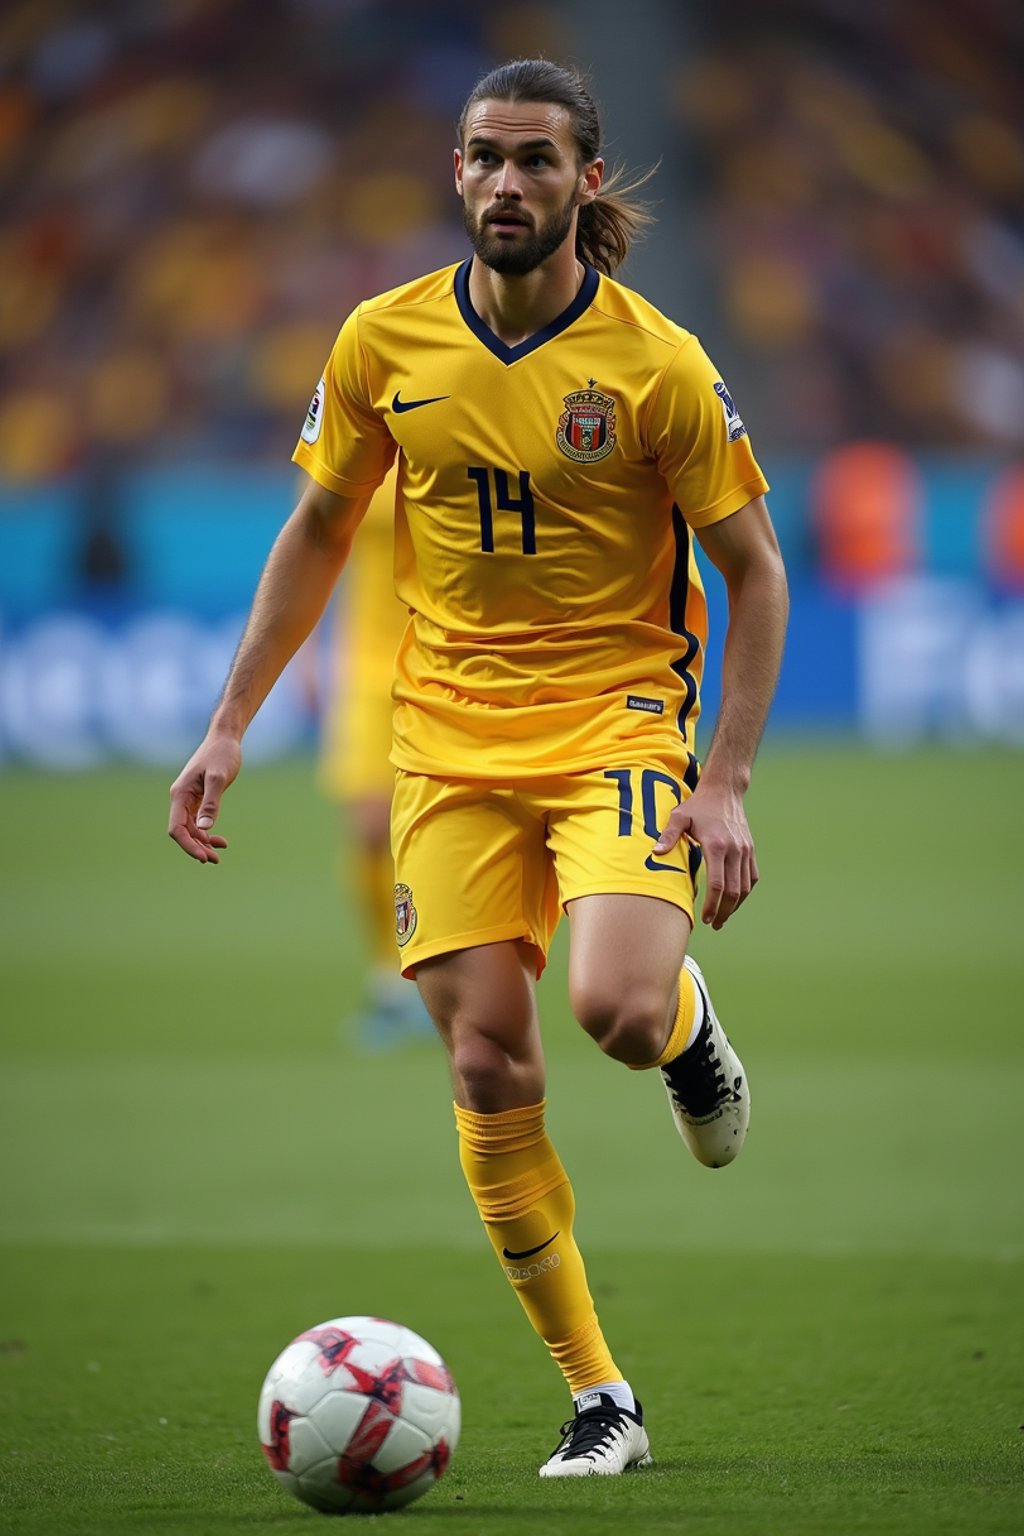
[318,466,433,1049]
[169,59,788,1479]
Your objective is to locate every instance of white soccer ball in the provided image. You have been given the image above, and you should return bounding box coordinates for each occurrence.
[257,1315,460,1514]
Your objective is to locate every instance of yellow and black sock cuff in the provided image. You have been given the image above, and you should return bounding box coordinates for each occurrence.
[627,966,696,1071]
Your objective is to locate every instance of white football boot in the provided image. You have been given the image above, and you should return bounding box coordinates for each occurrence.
[538,1393,652,1478]
[660,954,750,1168]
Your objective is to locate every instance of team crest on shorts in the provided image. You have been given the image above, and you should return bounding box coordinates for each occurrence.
[394,882,418,947]
[556,380,617,462]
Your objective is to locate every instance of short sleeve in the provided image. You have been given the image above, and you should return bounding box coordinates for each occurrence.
[292,306,396,495]
[646,337,769,528]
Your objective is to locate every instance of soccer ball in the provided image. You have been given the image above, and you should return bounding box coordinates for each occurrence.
[257,1315,460,1514]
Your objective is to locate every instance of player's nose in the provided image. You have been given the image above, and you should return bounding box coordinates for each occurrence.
[493,163,523,199]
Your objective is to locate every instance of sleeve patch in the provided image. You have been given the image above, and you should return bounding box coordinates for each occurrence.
[713,380,748,443]
[300,376,326,443]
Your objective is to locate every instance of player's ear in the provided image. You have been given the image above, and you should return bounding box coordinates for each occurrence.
[577,156,603,206]
[454,146,465,197]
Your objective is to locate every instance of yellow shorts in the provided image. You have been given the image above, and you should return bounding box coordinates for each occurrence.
[391,762,701,977]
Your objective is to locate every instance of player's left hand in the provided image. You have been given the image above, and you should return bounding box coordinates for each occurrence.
[653,783,759,930]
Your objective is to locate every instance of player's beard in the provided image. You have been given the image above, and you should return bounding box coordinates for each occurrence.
[464,190,577,276]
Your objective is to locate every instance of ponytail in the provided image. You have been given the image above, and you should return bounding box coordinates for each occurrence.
[576,162,658,276]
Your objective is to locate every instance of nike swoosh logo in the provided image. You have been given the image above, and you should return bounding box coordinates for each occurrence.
[392,390,449,413]
[502,1232,559,1261]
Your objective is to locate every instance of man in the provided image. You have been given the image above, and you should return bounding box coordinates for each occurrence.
[168,59,788,1478]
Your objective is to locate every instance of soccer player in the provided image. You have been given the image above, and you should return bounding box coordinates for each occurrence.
[168,59,788,1477]
[317,465,433,1048]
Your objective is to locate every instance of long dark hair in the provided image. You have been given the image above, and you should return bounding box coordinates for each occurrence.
[457,59,656,276]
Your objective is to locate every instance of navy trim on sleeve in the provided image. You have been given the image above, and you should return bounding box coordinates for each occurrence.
[669,505,701,746]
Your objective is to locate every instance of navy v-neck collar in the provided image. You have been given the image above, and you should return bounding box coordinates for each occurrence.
[453,258,599,365]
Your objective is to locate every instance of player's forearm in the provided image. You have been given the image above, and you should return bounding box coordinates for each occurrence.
[701,559,788,793]
[210,503,356,739]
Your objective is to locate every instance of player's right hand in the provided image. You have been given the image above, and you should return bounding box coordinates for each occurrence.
[167,734,240,863]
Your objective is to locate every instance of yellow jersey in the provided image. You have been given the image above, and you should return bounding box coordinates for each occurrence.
[293,260,768,779]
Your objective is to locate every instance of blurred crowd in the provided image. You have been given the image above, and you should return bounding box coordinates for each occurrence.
[676,0,1024,452]
[1,0,1022,483]
[0,0,562,480]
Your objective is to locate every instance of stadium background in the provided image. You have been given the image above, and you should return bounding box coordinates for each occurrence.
[1,3,1021,1533]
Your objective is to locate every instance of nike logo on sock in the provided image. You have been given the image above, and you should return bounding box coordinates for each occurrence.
[392,390,450,413]
[501,1232,559,1261]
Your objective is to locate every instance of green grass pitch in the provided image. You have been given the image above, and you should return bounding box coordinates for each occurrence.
[1,744,1021,1534]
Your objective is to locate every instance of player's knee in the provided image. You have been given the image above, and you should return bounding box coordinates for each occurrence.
[451,1035,505,1106]
[448,1018,542,1112]
[451,1041,533,1112]
[573,987,671,1065]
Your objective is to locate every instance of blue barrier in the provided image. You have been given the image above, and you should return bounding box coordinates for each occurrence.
[2,461,1022,764]
[1,453,1017,615]
[1,577,1021,767]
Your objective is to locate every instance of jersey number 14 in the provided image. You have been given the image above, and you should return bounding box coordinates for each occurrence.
[467,467,535,554]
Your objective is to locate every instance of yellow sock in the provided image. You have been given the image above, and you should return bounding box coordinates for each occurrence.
[454,1101,621,1394]
[628,964,698,1071]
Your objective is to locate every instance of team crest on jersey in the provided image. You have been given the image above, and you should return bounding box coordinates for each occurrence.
[301,375,326,444]
[394,882,418,947]
[714,380,748,443]
[556,381,617,463]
